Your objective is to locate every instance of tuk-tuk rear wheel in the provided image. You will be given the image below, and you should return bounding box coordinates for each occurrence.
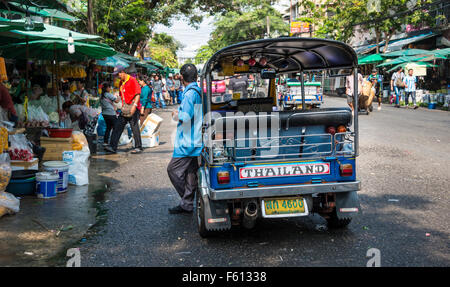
[326,208,352,228]
[195,190,213,238]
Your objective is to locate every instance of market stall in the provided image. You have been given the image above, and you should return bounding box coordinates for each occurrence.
[0,15,115,216]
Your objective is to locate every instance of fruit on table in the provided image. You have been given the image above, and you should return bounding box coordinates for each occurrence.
[8,148,34,161]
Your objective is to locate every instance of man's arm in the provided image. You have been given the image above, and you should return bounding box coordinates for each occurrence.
[130,94,140,116]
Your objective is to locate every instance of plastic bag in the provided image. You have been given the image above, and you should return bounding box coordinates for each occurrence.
[71,131,90,152]
[0,191,20,217]
[62,150,90,186]
[9,134,34,161]
[96,114,106,137]
[0,153,11,191]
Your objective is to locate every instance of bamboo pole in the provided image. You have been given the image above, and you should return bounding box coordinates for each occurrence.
[25,36,29,121]
[53,42,61,125]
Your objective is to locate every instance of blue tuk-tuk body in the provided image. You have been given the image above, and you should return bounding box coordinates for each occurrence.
[196,38,361,237]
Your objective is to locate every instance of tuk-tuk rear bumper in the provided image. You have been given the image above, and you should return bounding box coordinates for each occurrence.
[207,181,361,201]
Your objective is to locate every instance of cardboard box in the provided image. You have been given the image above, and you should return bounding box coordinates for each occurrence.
[10,158,39,171]
[142,130,160,147]
[41,137,73,161]
[140,113,163,135]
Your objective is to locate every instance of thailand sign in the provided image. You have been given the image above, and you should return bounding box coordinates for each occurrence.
[239,162,330,180]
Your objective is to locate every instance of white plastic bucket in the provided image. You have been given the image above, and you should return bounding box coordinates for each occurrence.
[36,172,59,199]
[43,161,69,193]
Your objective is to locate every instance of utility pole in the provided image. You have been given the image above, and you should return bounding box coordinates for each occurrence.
[290,0,292,36]
[266,16,270,38]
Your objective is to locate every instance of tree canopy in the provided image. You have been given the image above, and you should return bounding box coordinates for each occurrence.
[194,0,289,64]
[297,0,442,53]
[64,0,248,57]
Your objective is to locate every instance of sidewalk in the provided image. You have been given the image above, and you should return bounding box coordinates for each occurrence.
[0,150,124,266]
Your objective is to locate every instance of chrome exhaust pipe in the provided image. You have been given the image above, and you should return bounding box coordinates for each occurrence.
[242,200,258,229]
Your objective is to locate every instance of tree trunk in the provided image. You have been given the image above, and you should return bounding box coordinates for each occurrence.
[375,29,381,54]
[382,31,392,53]
[87,0,95,34]
[130,42,140,57]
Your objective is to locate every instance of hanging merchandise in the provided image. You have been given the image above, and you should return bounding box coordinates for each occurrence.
[58,65,87,79]
[0,57,7,82]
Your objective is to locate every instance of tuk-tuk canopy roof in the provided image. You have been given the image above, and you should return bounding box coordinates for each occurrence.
[204,37,357,74]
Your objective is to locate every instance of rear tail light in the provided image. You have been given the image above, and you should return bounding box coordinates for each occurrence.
[326,126,336,135]
[337,125,347,133]
[217,171,230,184]
[340,164,353,177]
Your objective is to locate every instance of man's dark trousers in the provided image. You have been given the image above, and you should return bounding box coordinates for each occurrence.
[167,157,199,211]
[109,111,142,151]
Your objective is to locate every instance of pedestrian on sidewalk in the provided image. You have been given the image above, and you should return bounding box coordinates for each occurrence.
[174,73,183,104]
[391,66,405,108]
[138,75,152,125]
[368,68,382,110]
[105,67,143,154]
[345,69,363,113]
[152,75,165,109]
[166,74,176,105]
[100,82,119,146]
[167,64,203,214]
[403,69,418,109]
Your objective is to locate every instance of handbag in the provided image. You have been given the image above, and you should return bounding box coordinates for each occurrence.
[121,97,135,117]
[395,75,404,88]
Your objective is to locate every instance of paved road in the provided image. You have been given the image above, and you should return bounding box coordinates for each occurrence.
[77,97,449,267]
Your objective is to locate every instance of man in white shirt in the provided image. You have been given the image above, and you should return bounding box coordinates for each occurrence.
[403,68,418,109]
[346,70,363,113]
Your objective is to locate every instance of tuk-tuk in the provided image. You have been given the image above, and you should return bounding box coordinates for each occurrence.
[197,38,361,237]
[282,79,323,110]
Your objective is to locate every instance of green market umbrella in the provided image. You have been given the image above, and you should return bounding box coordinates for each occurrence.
[0,18,45,32]
[358,53,384,65]
[97,55,130,68]
[377,55,426,67]
[6,22,100,41]
[146,58,164,69]
[7,0,67,10]
[417,54,447,62]
[431,48,450,57]
[387,62,438,73]
[383,48,434,57]
[0,39,116,61]
[4,2,77,22]
[136,61,158,73]
[115,52,139,62]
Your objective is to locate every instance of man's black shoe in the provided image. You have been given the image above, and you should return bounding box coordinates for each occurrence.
[168,205,193,214]
[104,146,117,153]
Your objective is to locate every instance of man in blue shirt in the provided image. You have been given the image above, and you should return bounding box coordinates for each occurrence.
[167,64,203,214]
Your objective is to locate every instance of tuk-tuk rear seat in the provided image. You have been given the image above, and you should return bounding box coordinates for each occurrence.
[211,107,352,130]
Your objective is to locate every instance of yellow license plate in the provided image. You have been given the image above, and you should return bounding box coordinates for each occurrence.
[262,197,308,218]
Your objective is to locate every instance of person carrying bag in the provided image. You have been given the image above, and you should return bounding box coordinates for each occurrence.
[105,67,143,154]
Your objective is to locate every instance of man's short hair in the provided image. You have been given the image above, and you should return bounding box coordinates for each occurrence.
[180,64,198,83]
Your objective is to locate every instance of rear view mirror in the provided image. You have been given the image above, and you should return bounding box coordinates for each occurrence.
[261,68,276,79]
